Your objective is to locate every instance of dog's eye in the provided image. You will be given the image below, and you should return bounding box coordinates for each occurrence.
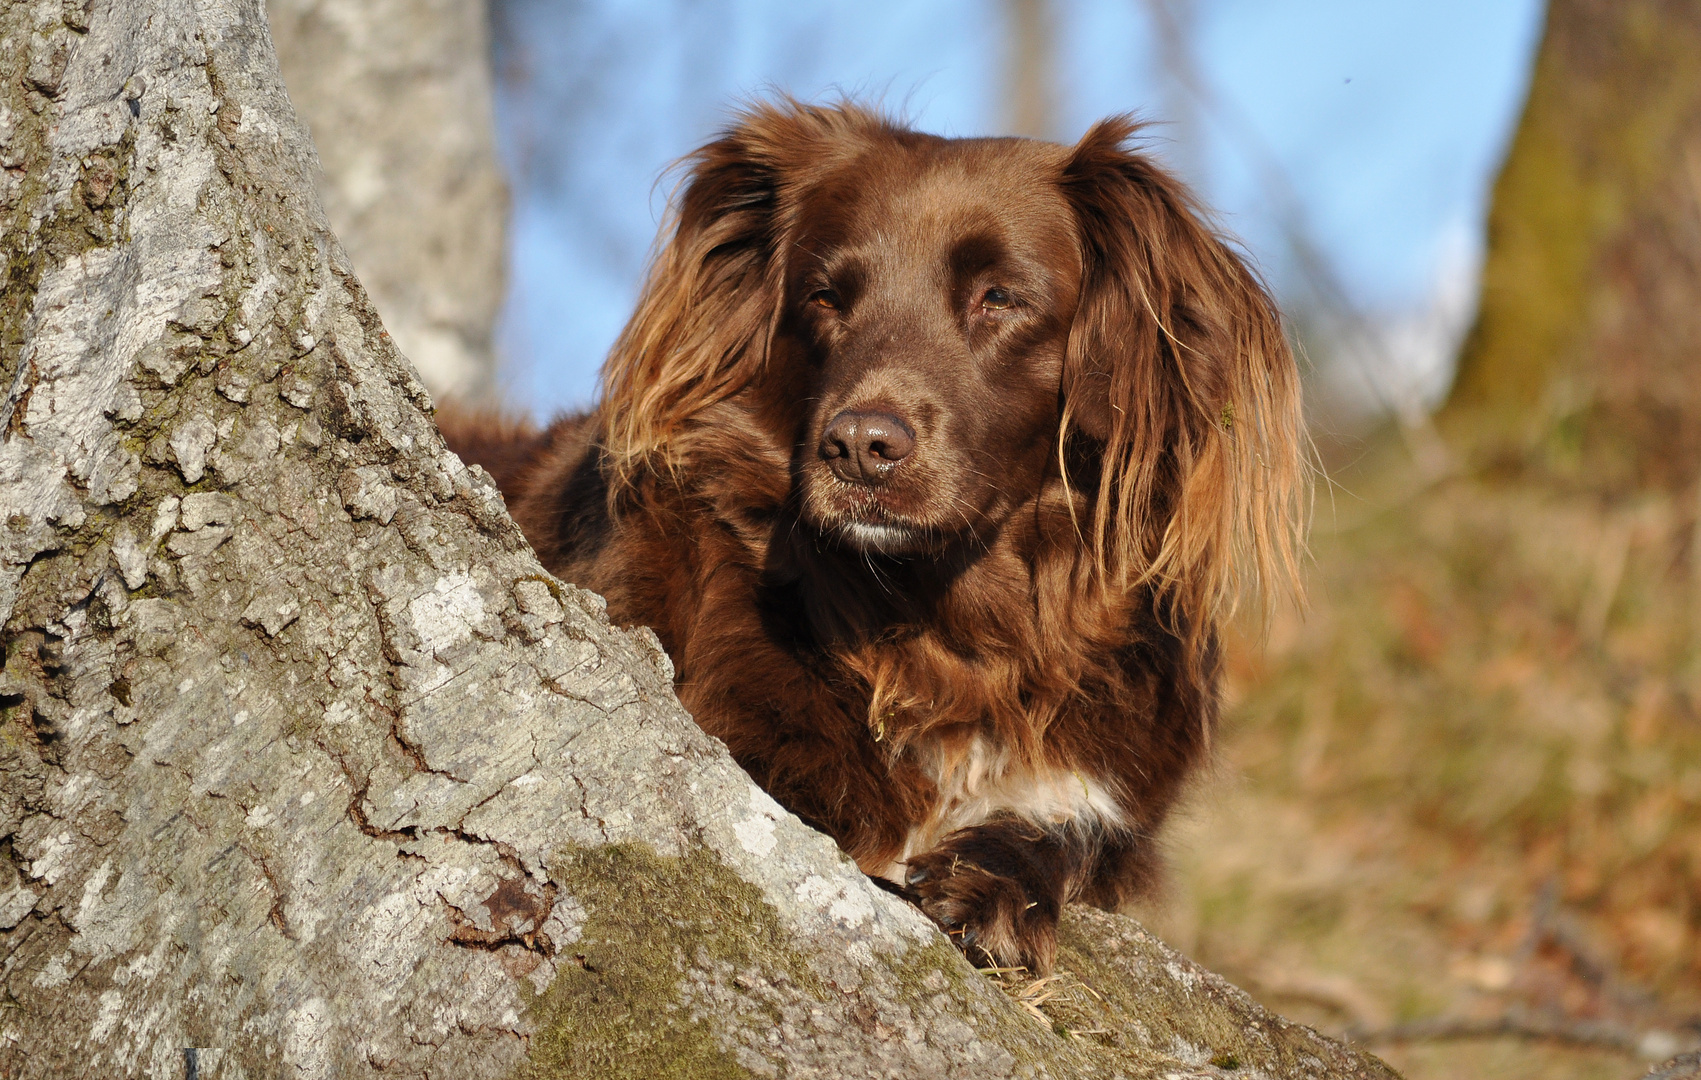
[980,287,1013,311]
[809,288,840,310]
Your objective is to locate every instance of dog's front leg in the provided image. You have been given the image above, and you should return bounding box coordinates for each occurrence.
[901,814,1132,976]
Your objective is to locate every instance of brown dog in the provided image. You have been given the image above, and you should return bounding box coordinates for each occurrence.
[439,100,1305,974]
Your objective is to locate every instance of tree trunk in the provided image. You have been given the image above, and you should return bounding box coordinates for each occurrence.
[1003,0,1057,140]
[267,0,507,404]
[1445,0,1701,495]
[0,2,1396,1077]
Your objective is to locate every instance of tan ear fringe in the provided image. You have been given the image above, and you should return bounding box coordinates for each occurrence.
[1059,132,1308,639]
[1059,297,1307,634]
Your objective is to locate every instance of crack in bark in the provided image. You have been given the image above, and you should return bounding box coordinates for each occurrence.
[318,740,418,844]
[386,713,467,784]
[2,631,67,768]
[434,826,522,868]
[570,772,610,843]
[438,876,557,957]
[455,776,517,825]
[244,844,295,940]
[396,654,520,712]
[343,781,417,844]
[430,827,559,956]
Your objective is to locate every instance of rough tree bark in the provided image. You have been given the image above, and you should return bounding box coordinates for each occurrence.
[0,1,1396,1077]
[1445,0,1701,495]
[266,0,507,404]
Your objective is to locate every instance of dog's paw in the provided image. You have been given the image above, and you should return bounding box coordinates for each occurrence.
[903,848,1060,975]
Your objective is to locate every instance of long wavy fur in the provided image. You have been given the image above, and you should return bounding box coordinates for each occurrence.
[447,98,1308,972]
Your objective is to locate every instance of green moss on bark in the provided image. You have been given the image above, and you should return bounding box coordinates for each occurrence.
[516,845,1253,1079]
[515,843,807,1080]
[0,11,113,437]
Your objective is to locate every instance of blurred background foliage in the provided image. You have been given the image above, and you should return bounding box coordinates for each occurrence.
[1156,3,1701,1078]
[479,2,1701,1077]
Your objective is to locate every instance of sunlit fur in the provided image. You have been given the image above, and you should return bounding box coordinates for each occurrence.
[600,102,1305,649]
[440,99,1306,974]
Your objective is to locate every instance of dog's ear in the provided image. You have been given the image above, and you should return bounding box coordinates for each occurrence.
[1059,117,1305,619]
[599,99,880,487]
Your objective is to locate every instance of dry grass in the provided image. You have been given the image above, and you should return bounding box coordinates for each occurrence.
[1141,432,1701,1080]
[983,964,1120,1044]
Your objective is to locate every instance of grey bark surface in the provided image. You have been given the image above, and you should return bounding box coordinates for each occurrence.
[267,0,507,403]
[0,2,1398,1078]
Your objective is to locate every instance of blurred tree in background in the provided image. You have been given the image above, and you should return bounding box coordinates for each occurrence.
[269,0,507,404]
[1448,0,1701,498]
[1003,0,1056,139]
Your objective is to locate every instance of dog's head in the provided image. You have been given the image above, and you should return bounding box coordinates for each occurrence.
[600,100,1304,617]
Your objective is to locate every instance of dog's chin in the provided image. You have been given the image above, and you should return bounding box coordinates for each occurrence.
[837,520,926,556]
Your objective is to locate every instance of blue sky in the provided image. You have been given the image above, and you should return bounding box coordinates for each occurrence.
[489,0,1545,417]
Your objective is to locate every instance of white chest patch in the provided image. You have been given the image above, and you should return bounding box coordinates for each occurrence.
[879,735,1127,883]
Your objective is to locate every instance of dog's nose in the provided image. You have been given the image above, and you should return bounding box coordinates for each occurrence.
[819,410,915,484]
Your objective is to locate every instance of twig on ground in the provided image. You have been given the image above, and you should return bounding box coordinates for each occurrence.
[1645,1048,1701,1080]
[1345,1009,1699,1060]
[1241,965,1387,1030]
